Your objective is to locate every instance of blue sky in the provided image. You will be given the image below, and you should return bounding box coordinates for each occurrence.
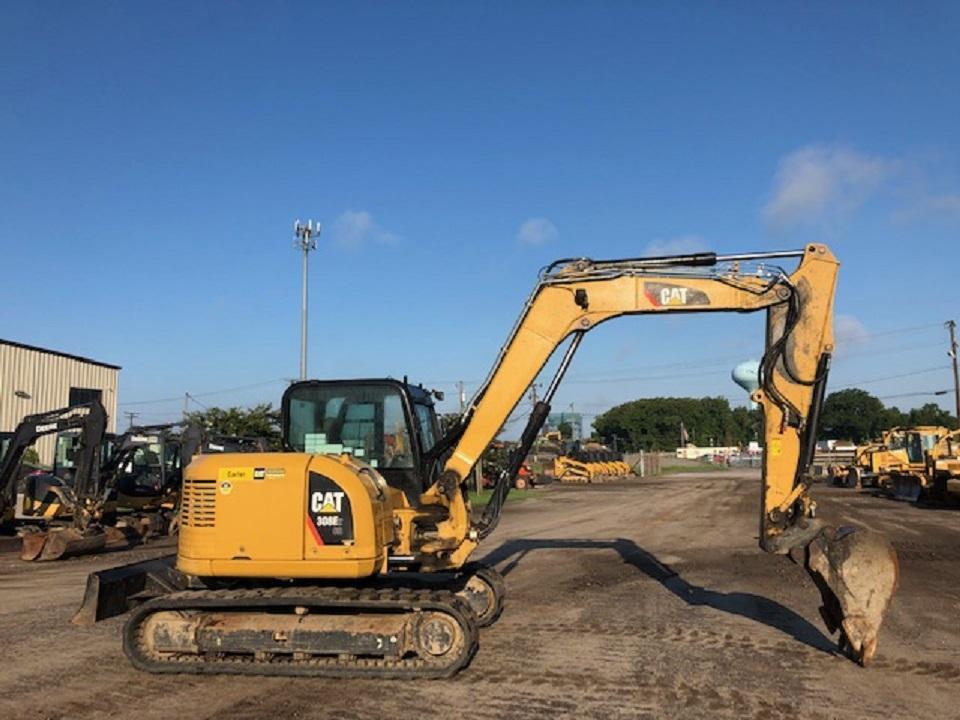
[2,2,958,431]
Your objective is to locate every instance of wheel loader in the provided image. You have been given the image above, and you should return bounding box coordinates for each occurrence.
[76,244,899,676]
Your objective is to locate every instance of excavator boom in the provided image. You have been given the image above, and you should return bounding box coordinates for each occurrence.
[424,243,897,664]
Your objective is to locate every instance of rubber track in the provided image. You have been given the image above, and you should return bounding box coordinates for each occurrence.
[123,585,479,679]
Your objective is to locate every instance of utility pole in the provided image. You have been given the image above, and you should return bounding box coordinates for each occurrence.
[529,382,541,408]
[948,320,960,428]
[123,411,139,429]
[183,393,189,421]
[457,381,466,414]
[294,219,320,381]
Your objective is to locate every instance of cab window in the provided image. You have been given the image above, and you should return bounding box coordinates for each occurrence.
[288,384,414,469]
[414,404,437,455]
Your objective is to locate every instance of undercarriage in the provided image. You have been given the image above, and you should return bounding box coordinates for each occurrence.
[76,557,505,679]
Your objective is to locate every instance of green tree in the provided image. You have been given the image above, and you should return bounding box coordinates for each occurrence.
[906,403,956,428]
[819,389,885,443]
[185,403,282,449]
[730,406,761,444]
[881,405,907,430]
[557,420,573,440]
[593,397,744,452]
[439,413,462,435]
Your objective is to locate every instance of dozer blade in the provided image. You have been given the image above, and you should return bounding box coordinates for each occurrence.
[889,475,922,503]
[72,554,184,625]
[805,526,899,666]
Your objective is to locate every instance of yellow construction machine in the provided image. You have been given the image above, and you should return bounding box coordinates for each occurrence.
[837,428,907,489]
[881,426,950,501]
[77,244,898,676]
[554,454,599,482]
[554,445,631,483]
[921,429,960,504]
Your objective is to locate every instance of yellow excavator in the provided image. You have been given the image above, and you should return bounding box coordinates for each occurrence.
[76,244,898,676]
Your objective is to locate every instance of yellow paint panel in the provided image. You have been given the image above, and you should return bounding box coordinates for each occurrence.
[769,438,782,457]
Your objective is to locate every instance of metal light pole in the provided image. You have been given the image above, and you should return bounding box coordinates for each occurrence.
[294,219,320,380]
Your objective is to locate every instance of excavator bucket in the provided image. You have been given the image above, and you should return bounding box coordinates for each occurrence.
[805,526,899,666]
[21,528,107,561]
[20,525,145,562]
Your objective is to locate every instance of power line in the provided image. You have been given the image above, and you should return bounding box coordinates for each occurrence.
[427,323,947,388]
[834,365,952,388]
[186,394,209,411]
[120,379,287,406]
[835,340,944,361]
[847,321,943,340]
[116,322,949,412]
[565,368,730,385]
[875,390,949,400]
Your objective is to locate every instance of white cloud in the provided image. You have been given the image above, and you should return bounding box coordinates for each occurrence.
[517,217,558,245]
[331,210,400,249]
[643,235,709,257]
[898,192,960,222]
[834,314,870,356]
[762,145,896,230]
[923,193,960,216]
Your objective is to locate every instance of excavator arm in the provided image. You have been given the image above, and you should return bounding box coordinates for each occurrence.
[419,243,897,664]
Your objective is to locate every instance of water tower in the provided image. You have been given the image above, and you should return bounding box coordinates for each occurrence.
[732,360,760,407]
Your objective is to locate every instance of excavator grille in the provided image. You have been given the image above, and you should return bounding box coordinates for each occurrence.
[180,479,217,528]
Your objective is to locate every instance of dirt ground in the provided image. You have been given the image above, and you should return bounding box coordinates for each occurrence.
[1,470,958,720]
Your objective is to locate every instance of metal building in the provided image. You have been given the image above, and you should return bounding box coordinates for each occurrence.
[545,411,584,441]
[0,339,120,466]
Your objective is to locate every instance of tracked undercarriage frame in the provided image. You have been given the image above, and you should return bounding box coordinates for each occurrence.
[75,555,504,679]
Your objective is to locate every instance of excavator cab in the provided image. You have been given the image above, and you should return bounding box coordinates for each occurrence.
[283,379,442,505]
[53,431,117,486]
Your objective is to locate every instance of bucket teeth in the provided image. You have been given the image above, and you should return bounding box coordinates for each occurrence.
[805,526,899,665]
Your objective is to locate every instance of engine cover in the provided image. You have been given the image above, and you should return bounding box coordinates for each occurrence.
[178,453,394,579]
